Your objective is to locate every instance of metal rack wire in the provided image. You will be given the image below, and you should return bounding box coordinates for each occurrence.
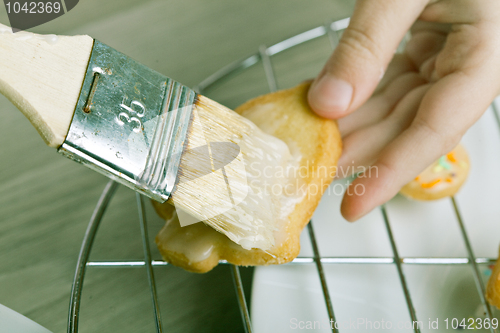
[67,18,499,333]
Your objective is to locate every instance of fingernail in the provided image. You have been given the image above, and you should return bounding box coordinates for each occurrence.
[310,73,353,115]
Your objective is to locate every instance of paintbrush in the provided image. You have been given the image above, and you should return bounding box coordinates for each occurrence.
[0,24,289,251]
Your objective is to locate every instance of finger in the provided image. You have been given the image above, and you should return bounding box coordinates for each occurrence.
[338,71,426,136]
[404,28,446,69]
[419,53,438,81]
[431,23,499,84]
[341,67,500,221]
[410,20,451,35]
[420,0,499,24]
[341,16,500,221]
[308,0,429,118]
[374,53,417,94]
[338,84,430,176]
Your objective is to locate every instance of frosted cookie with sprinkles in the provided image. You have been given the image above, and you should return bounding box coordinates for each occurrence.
[400,144,469,201]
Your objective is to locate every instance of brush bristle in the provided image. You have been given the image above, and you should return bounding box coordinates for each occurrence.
[168,95,295,250]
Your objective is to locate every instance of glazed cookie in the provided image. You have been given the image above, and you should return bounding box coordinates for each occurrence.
[400,144,470,201]
[486,246,500,309]
[153,82,342,273]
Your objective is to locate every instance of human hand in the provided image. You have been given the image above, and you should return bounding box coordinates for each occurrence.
[308,0,500,221]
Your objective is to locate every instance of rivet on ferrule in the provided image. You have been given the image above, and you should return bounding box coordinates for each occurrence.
[83,72,100,113]
[59,40,195,203]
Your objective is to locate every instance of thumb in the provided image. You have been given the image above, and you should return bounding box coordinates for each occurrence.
[308,0,428,119]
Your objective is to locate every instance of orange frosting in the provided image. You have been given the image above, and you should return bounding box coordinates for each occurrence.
[421,178,442,188]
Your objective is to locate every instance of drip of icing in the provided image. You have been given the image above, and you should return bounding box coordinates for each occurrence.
[0,25,58,44]
[0,26,13,34]
[161,210,220,263]
[42,34,58,45]
[14,33,33,41]
[12,30,59,44]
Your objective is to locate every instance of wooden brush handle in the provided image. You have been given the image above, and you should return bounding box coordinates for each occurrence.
[0,23,93,147]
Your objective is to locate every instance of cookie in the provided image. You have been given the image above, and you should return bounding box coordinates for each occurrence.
[400,144,469,201]
[486,246,500,309]
[153,82,342,273]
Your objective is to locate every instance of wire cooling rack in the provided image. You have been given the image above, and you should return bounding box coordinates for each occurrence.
[67,18,500,333]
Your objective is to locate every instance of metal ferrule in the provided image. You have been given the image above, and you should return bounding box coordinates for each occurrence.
[59,40,196,202]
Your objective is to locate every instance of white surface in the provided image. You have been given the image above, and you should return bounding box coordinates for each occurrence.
[251,102,500,332]
[0,304,52,333]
